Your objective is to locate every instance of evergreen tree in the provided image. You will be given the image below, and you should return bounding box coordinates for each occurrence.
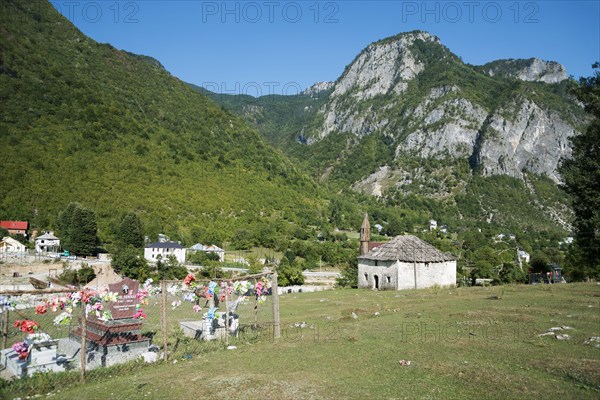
[117,212,144,248]
[57,203,99,256]
[57,202,80,250]
[69,206,99,256]
[559,63,600,279]
[112,245,149,281]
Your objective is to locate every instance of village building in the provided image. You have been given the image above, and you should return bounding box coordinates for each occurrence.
[144,241,186,264]
[189,243,225,262]
[358,214,456,290]
[35,231,61,253]
[429,219,437,231]
[0,221,28,236]
[518,250,531,263]
[0,236,26,253]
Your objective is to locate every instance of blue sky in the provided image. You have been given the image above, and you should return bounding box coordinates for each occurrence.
[52,1,599,95]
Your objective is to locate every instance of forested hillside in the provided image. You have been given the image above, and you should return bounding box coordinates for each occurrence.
[0,0,324,243]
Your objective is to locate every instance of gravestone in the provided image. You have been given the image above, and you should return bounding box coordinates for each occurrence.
[70,278,150,368]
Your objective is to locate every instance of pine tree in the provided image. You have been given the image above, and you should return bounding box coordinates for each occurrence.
[117,212,144,248]
[57,203,99,256]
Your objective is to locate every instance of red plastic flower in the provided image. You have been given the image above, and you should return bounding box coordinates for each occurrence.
[14,319,40,334]
[183,273,195,286]
[35,304,47,315]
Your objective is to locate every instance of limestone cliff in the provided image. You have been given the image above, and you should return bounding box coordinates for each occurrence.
[306,31,583,186]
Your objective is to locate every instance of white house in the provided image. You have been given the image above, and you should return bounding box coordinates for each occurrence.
[358,235,456,291]
[518,250,530,263]
[189,243,225,262]
[35,231,60,253]
[144,242,186,264]
[0,237,26,253]
[429,220,437,231]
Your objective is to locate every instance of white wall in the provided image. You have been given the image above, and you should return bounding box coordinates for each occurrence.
[358,259,456,290]
[144,247,186,264]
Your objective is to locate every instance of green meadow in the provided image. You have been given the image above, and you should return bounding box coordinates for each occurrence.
[2,283,599,399]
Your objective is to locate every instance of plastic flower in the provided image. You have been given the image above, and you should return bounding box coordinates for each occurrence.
[133,307,147,320]
[54,312,72,326]
[35,304,47,315]
[255,281,264,296]
[208,281,217,295]
[192,305,202,313]
[102,292,119,303]
[183,273,195,286]
[14,319,40,334]
[205,307,217,320]
[98,310,112,322]
[183,293,196,303]
[12,341,29,359]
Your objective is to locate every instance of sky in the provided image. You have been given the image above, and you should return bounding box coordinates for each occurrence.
[51,1,600,95]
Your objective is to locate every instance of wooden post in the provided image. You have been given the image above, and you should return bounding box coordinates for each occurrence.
[253,279,259,329]
[271,271,280,339]
[1,309,9,350]
[224,283,230,347]
[80,305,87,383]
[161,280,168,361]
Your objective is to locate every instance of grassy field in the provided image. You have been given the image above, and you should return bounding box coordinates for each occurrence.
[2,283,599,399]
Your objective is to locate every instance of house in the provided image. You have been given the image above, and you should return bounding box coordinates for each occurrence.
[429,220,437,231]
[35,231,61,253]
[0,221,28,236]
[144,242,186,264]
[358,234,457,290]
[0,237,26,253]
[518,250,530,263]
[189,243,225,262]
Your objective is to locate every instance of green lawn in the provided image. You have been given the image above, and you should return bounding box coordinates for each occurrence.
[2,283,599,399]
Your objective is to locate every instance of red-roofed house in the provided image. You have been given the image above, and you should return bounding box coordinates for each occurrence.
[0,221,28,236]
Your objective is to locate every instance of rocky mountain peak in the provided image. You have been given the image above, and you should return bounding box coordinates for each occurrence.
[481,58,568,83]
[302,81,334,97]
[330,30,440,101]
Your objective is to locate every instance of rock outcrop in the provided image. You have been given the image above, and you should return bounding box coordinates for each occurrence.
[307,32,581,183]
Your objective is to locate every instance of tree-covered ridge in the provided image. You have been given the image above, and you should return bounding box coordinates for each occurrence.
[0,0,325,243]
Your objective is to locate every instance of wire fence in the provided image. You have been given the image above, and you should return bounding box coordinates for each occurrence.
[0,271,280,385]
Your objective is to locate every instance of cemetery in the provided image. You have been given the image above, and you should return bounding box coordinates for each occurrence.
[0,272,277,379]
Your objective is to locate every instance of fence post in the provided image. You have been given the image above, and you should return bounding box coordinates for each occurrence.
[224,283,230,347]
[80,305,87,383]
[1,308,8,349]
[161,280,168,361]
[271,271,280,339]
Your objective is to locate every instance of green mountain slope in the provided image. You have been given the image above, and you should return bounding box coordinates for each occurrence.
[206,31,581,237]
[0,0,323,242]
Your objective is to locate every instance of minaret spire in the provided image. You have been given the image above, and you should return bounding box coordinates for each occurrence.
[360,212,371,255]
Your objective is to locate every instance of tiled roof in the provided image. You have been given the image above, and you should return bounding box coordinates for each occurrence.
[359,235,456,262]
[0,221,28,230]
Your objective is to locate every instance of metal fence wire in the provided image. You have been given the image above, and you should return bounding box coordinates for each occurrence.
[0,271,280,383]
